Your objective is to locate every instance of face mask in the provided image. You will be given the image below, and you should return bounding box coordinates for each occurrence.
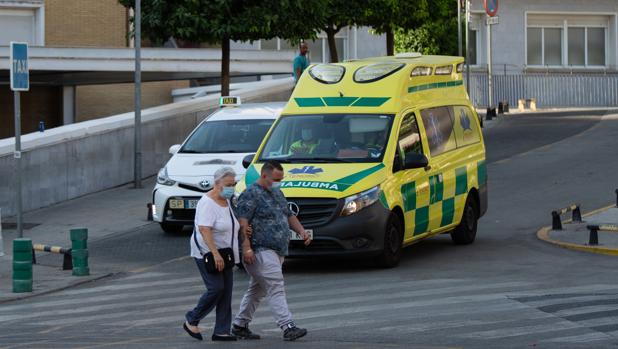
[220,186,235,199]
[270,182,282,190]
[301,129,313,141]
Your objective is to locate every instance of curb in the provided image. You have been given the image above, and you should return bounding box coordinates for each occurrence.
[536,204,618,256]
[0,272,115,305]
[476,108,618,118]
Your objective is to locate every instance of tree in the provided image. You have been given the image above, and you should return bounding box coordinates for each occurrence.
[363,0,428,56]
[118,0,321,95]
[394,0,458,56]
[311,0,367,63]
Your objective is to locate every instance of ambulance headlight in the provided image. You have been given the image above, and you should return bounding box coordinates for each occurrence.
[309,64,346,84]
[341,186,381,216]
[157,167,176,186]
[354,63,405,83]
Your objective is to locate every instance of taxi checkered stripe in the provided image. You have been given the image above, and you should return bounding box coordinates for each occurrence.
[401,160,487,235]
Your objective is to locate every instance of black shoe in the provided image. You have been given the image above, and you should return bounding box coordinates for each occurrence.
[183,322,203,341]
[283,325,307,341]
[232,324,261,340]
[212,334,237,341]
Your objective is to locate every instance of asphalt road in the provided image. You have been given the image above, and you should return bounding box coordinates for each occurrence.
[1,112,618,349]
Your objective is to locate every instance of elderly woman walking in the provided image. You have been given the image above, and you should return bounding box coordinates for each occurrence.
[183,166,240,341]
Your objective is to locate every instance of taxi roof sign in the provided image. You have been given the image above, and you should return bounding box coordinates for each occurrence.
[220,96,241,107]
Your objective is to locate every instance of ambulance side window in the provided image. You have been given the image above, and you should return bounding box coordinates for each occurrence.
[394,112,423,172]
[420,106,457,156]
[452,105,481,147]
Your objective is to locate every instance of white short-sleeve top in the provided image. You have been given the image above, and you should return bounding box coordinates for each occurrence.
[190,195,240,263]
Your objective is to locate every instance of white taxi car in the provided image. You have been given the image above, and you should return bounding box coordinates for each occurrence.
[152,99,285,233]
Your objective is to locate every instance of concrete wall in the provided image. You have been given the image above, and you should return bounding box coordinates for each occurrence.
[45,0,128,47]
[0,79,294,217]
[469,0,618,73]
[76,80,190,122]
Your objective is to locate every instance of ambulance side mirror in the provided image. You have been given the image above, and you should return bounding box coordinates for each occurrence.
[169,144,181,155]
[402,153,429,170]
[242,154,255,169]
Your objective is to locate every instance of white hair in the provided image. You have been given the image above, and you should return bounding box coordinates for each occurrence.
[213,166,236,184]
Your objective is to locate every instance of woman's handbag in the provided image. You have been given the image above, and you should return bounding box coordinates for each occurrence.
[193,206,236,273]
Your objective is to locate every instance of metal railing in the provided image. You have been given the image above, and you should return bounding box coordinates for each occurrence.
[467,73,618,108]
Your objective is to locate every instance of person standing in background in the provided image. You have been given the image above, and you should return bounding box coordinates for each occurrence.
[293,42,310,83]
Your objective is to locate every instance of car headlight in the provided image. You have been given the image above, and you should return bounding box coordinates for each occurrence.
[341,186,380,216]
[157,167,176,186]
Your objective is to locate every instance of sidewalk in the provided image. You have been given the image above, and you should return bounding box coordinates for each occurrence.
[0,177,156,302]
[537,205,618,256]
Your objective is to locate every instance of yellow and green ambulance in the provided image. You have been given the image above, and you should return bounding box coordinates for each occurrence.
[239,53,487,267]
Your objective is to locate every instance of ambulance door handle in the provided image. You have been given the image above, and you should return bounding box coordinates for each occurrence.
[424,165,432,171]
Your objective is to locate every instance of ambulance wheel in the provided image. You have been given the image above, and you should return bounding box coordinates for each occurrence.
[160,222,183,234]
[375,213,403,268]
[451,196,478,245]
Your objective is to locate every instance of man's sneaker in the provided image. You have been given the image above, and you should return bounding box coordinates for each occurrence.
[283,325,307,341]
[232,324,261,340]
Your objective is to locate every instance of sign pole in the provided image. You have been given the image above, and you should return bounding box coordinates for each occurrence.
[10,42,28,239]
[458,0,462,57]
[134,0,142,189]
[487,15,493,111]
[465,0,470,93]
[14,92,23,238]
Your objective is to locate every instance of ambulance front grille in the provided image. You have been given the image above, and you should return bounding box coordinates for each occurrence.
[289,198,341,228]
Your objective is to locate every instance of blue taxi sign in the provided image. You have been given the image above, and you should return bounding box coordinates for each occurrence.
[10,42,29,91]
[219,96,241,106]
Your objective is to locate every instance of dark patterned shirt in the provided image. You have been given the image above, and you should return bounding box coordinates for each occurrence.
[236,183,293,256]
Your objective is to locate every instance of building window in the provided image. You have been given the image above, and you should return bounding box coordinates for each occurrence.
[527,14,608,68]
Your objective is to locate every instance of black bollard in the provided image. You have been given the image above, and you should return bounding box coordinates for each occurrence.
[572,205,582,222]
[615,189,618,208]
[552,211,562,230]
[147,203,153,221]
[587,225,599,245]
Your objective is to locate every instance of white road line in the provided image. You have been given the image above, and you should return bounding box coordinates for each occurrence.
[461,321,581,339]
[554,304,618,317]
[542,332,611,343]
[519,294,618,308]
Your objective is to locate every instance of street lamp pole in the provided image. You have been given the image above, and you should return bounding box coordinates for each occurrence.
[465,0,470,93]
[134,0,142,189]
[458,0,462,57]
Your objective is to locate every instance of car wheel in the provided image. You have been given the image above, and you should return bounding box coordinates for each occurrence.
[451,195,478,245]
[375,213,403,268]
[160,222,184,234]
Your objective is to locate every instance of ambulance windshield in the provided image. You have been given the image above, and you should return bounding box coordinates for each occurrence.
[259,114,394,163]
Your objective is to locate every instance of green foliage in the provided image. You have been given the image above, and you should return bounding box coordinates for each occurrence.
[118,0,322,44]
[394,0,458,56]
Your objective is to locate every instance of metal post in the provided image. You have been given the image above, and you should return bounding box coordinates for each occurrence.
[587,225,599,246]
[615,189,618,207]
[551,211,562,230]
[14,91,23,238]
[465,0,470,93]
[133,0,142,189]
[458,0,462,57]
[0,208,4,257]
[486,15,493,111]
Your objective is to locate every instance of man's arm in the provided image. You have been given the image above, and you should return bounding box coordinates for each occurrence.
[288,215,311,246]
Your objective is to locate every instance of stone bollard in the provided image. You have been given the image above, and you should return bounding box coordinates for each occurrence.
[13,238,33,293]
[70,228,90,276]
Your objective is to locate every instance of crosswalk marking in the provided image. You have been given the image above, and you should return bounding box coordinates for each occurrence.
[5,269,618,346]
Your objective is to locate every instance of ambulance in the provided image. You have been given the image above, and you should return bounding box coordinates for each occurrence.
[238,53,487,267]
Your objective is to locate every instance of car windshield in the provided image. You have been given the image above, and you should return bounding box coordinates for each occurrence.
[180,119,274,154]
[258,114,394,163]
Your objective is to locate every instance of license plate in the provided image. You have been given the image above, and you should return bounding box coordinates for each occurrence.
[290,229,313,240]
[169,199,198,209]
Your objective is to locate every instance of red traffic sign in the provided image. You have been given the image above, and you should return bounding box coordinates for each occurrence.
[484,0,499,17]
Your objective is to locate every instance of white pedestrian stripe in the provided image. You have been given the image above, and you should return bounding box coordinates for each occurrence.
[6,270,618,346]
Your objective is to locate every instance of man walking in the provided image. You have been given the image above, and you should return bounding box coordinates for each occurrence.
[232,160,311,341]
[293,42,309,82]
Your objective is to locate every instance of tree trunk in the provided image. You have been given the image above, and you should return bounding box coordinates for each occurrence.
[326,27,339,63]
[386,28,394,56]
[221,36,230,96]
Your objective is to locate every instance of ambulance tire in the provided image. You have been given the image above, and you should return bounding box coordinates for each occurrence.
[451,196,478,245]
[375,213,404,268]
[160,222,184,234]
